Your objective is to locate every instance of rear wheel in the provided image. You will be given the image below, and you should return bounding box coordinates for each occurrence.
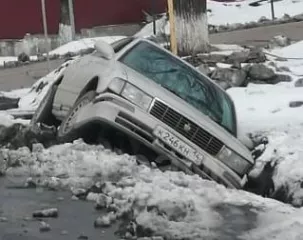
[30,85,58,127]
[57,90,96,143]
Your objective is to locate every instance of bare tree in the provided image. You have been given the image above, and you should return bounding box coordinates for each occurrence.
[173,0,209,56]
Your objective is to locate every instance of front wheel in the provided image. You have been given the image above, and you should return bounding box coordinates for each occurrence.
[57,90,96,143]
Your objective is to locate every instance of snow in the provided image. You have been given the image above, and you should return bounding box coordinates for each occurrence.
[135,15,168,38]
[229,84,303,132]
[136,0,303,40]
[0,57,17,67]
[228,83,303,205]
[0,88,30,99]
[271,40,303,59]
[225,41,303,206]
[208,0,303,25]
[49,36,126,56]
[0,89,32,126]
[213,43,245,52]
[0,36,125,67]
[0,112,29,126]
[0,56,37,67]
[2,23,303,239]
[267,40,303,75]
[0,139,302,239]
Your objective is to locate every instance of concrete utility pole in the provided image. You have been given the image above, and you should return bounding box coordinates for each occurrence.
[152,0,156,35]
[41,0,51,71]
[176,0,209,56]
[167,0,177,55]
[270,0,275,20]
[68,0,76,40]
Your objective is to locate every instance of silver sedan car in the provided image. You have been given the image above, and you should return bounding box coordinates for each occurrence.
[31,36,256,189]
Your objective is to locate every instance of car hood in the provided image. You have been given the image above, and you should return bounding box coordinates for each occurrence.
[121,63,253,162]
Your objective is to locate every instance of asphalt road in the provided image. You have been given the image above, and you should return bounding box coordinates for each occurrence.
[1,21,303,92]
[0,59,64,92]
[210,21,303,46]
[0,175,261,240]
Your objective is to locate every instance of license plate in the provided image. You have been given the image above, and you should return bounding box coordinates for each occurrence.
[153,126,204,165]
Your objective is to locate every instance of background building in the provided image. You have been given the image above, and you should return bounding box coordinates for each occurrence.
[0,0,166,39]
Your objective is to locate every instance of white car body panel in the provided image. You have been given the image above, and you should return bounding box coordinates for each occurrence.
[47,37,255,189]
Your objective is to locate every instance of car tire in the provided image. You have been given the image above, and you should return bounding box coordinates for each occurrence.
[57,90,96,143]
[30,85,58,127]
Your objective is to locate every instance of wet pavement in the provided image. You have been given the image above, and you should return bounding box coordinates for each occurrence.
[0,175,263,240]
[210,21,303,47]
[0,177,120,240]
[212,203,259,240]
[0,59,64,91]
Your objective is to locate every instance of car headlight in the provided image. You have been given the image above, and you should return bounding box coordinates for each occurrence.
[108,78,153,111]
[122,83,153,110]
[108,77,126,93]
[217,146,252,176]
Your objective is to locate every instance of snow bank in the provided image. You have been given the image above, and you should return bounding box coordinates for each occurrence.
[228,41,303,206]
[49,36,126,56]
[265,41,303,76]
[0,112,29,127]
[135,15,169,38]
[271,40,303,59]
[136,0,303,36]
[136,0,303,39]
[0,57,17,67]
[208,0,303,25]
[0,88,31,99]
[0,56,37,67]
[1,139,302,240]
[228,84,303,133]
[269,40,303,76]
[0,89,31,126]
[0,36,125,68]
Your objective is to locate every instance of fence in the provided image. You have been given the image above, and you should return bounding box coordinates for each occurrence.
[74,0,166,31]
[0,0,61,39]
[0,0,167,40]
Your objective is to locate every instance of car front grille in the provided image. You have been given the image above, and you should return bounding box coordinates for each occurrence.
[149,100,224,156]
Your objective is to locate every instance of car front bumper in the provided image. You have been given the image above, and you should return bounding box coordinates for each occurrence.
[70,93,247,189]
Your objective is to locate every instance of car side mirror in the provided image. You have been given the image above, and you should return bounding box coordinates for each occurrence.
[94,40,115,60]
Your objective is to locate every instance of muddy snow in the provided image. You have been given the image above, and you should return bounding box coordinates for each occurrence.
[0,139,302,240]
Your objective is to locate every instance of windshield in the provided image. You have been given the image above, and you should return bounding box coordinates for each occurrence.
[119,41,237,136]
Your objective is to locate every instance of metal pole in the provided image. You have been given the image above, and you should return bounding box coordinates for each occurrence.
[270,0,275,20]
[167,0,177,55]
[41,0,50,72]
[152,0,156,35]
[68,0,76,40]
